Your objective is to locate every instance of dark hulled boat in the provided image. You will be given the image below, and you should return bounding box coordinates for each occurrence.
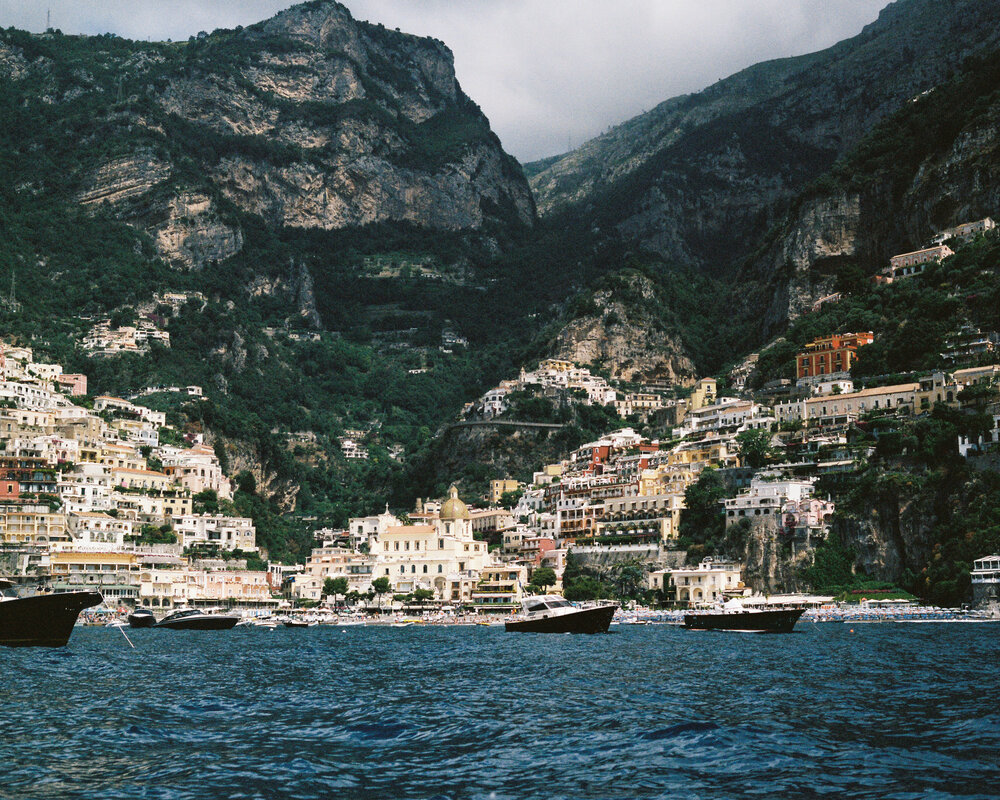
[505,595,618,634]
[154,608,239,630]
[684,604,805,633]
[128,608,157,628]
[0,581,103,647]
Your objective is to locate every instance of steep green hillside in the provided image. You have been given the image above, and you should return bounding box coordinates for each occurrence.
[0,4,541,550]
[737,44,1000,354]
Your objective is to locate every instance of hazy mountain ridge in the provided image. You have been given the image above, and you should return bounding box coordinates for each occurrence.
[527,0,1000,287]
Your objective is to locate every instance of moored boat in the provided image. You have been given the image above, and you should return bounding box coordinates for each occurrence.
[128,608,157,628]
[684,601,805,633]
[0,580,103,647]
[505,595,618,634]
[154,608,239,630]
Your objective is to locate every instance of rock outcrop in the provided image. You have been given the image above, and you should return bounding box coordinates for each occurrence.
[35,0,533,270]
[154,193,244,270]
[550,273,696,384]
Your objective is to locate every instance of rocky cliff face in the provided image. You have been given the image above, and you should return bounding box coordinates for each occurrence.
[550,273,696,383]
[736,518,812,595]
[6,1,533,270]
[743,59,1000,338]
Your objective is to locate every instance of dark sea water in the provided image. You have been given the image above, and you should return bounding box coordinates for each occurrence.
[2,622,999,800]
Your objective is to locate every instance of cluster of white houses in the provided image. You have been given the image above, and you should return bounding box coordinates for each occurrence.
[0,344,264,609]
[471,358,673,422]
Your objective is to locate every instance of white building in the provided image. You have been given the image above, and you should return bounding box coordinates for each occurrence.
[723,475,817,527]
[971,554,1000,607]
[160,444,232,500]
[958,415,1000,458]
[172,513,256,551]
[58,463,114,514]
[648,558,744,605]
[373,487,494,602]
[139,567,274,609]
[347,506,403,550]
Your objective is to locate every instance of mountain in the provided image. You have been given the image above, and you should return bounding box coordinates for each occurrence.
[0,0,532,273]
[3,0,1000,559]
[737,45,1000,341]
[0,1,540,549]
[527,0,1000,288]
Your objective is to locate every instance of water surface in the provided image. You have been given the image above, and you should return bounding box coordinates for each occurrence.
[2,623,998,799]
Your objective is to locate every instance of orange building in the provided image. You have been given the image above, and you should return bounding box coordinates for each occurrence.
[796,332,874,379]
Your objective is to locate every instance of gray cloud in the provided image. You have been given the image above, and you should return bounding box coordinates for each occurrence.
[0,0,889,162]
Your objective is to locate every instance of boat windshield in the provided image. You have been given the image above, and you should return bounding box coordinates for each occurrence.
[165,610,200,620]
[523,597,573,612]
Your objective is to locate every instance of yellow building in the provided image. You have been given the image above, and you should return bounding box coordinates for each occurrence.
[112,468,172,492]
[0,503,69,546]
[100,442,146,471]
[471,565,527,612]
[598,493,684,542]
[50,549,139,605]
[488,479,522,505]
[688,378,717,411]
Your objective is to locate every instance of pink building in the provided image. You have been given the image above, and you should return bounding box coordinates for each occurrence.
[885,245,953,281]
[56,374,88,395]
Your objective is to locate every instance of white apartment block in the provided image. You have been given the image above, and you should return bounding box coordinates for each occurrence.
[649,559,744,604]
[172,513,257,551]
[723,475,816,527]
[67,512,134,547]
[160,444,232,499]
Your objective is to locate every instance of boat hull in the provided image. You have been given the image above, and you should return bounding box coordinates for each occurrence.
[128,611,156,628]
[155,615,239,630]
[506,604,617,634]
[0,591,103,647]
[684,608,805,633]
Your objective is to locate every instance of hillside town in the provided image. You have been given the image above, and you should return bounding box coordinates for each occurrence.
[2,279,998,616]
[1,221,997,615]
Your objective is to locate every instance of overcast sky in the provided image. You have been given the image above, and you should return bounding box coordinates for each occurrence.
[0,0,890,162]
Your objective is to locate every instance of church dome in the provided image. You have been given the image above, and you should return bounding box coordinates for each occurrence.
[440,486,470,520]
